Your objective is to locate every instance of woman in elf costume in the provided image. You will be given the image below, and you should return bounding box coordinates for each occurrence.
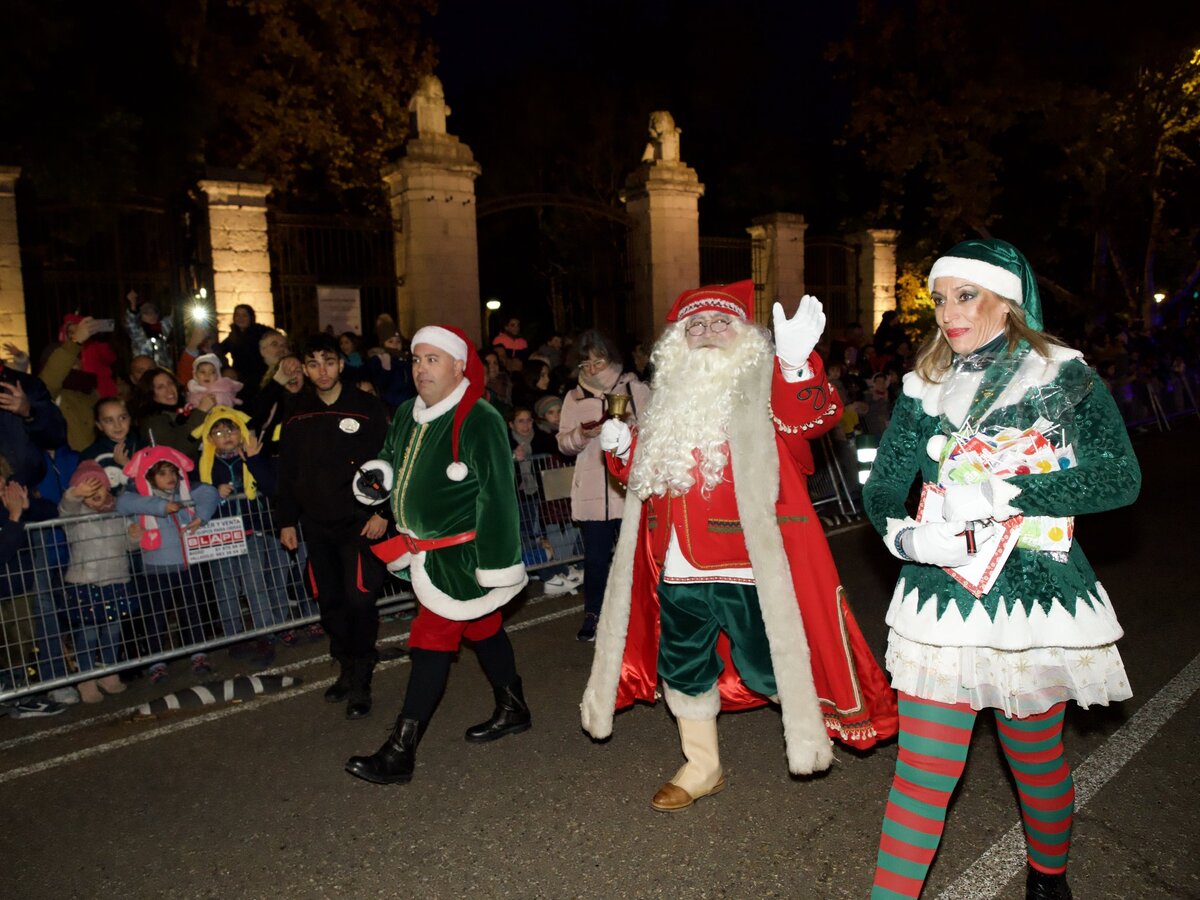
[865,239,1140,900]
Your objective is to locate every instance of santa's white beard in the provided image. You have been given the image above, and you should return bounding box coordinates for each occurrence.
[629,322,773,500]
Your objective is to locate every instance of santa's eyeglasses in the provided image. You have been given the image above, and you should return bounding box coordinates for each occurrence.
[684,317,732,336]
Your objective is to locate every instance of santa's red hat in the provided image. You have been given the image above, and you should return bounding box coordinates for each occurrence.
[410,324,485,482]
[665,279,754,323]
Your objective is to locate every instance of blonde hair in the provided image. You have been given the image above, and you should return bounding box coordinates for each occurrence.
[913,295,1065,382]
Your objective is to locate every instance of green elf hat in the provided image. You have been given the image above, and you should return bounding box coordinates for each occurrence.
[927,238,1043,331]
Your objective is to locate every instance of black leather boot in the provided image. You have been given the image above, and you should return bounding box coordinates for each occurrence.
[323,656,352,704]
[464,677,532,743]
[1026,867,1073,900]
[345,656,375,720]
[345,718,424,785]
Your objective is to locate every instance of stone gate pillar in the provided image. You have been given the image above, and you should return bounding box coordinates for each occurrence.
[854,228,900,332]
[622,111,705,342]
[383,75,482,345]
[198,178,275,335]
[747,212,808,323]
[0,168,29,354]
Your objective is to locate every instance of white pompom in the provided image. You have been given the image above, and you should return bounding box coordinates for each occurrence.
[446,461,468,482]
[927,434,949,461]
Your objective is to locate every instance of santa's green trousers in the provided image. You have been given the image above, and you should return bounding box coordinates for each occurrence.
[656,581,776,698]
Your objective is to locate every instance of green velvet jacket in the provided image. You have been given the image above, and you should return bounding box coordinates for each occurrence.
[863,353,1140,646]
[382,393,525,611]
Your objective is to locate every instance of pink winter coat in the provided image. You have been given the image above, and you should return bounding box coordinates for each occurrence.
[557,370,651,521]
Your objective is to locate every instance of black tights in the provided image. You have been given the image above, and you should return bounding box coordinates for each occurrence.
[400,629,518,722]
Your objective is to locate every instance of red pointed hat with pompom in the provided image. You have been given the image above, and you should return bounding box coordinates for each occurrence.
[410,324,485,482]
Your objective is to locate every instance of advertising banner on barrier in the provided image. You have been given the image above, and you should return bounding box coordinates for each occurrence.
[185,516,249,562]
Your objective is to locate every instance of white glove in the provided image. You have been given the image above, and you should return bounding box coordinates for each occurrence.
[598,419,632,461]
[902,520,998,568]
[352,460,394,506]
[941,477,1022,523]
[772,296,826,373]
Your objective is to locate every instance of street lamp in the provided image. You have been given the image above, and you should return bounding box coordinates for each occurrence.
[1154,292,1166,304]
[481,298,502,344]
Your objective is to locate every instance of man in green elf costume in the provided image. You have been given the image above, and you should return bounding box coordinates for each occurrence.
[345,324,530,785]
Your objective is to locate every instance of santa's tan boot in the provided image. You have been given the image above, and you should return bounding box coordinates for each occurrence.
[650,716,725,812]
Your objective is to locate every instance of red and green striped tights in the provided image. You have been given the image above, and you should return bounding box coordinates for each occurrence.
[871,693,1075,898]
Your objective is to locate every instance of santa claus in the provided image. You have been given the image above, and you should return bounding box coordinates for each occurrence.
[581,280,897,810]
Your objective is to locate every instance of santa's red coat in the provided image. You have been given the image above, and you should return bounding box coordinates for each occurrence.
[608,363,898,749]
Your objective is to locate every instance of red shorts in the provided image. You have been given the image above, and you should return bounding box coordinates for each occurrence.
[408,605,502,651]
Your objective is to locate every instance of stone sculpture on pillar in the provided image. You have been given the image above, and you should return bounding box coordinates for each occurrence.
[623,111,705,342]
[384,75,483,344]
[410,74,450,138]
[642,111,682,163]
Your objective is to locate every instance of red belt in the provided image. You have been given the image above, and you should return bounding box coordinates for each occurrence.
[371,530,477,563]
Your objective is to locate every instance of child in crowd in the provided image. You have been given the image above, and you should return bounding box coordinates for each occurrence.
[81,397,140,489]
[528,397,583,596]
[187,353,243,409]
[192,406,290,665]
[117,447,219,682]
[58,461,135,703]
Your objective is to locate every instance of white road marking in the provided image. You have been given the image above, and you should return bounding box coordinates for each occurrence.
[937,649,1200,900]
[0,602,583,785]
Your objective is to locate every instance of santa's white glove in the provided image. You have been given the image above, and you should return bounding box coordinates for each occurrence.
[941,477,1022,523]
[599,419,632,462]
[773,296,825,378]
[900,520,998,568]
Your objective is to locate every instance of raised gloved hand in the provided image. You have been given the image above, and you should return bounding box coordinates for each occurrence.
[901,520,998,568]
[772,295,826,373]
[599,419,632,461]
[941,476,1022,523]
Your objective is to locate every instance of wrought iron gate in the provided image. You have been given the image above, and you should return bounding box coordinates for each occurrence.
[268,212,397,342]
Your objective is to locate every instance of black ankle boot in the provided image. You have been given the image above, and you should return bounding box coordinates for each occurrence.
[464,677,532,743]
[1026,867,1073,900]
[345,718,424,784]
[324,657,352,703]
[345,656,375,720]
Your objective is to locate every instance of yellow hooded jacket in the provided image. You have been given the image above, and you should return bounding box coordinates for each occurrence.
[190,405,258,500]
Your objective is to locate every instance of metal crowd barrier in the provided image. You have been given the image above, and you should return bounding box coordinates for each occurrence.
[0,498,416,703]
[514,453,584,572]
[0,456,585,704]
[809,433,862,525]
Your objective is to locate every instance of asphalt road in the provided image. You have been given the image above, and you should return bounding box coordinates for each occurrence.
[2,422,1197,900]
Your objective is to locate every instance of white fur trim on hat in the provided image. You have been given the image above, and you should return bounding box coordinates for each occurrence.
[676,296,748,320]
[928,257,1023,304]
[412,326,469,363]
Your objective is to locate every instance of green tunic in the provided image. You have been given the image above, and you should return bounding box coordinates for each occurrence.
[382,395,525,616]
[864,353,1140,649]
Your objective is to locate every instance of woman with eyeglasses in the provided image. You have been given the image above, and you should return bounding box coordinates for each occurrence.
[557,330,651,642]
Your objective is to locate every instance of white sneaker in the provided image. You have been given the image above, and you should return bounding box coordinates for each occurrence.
[542,574,579,597]
[46,686,81,705]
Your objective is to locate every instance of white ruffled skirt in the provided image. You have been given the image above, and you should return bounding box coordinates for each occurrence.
[885,631,1132,718]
